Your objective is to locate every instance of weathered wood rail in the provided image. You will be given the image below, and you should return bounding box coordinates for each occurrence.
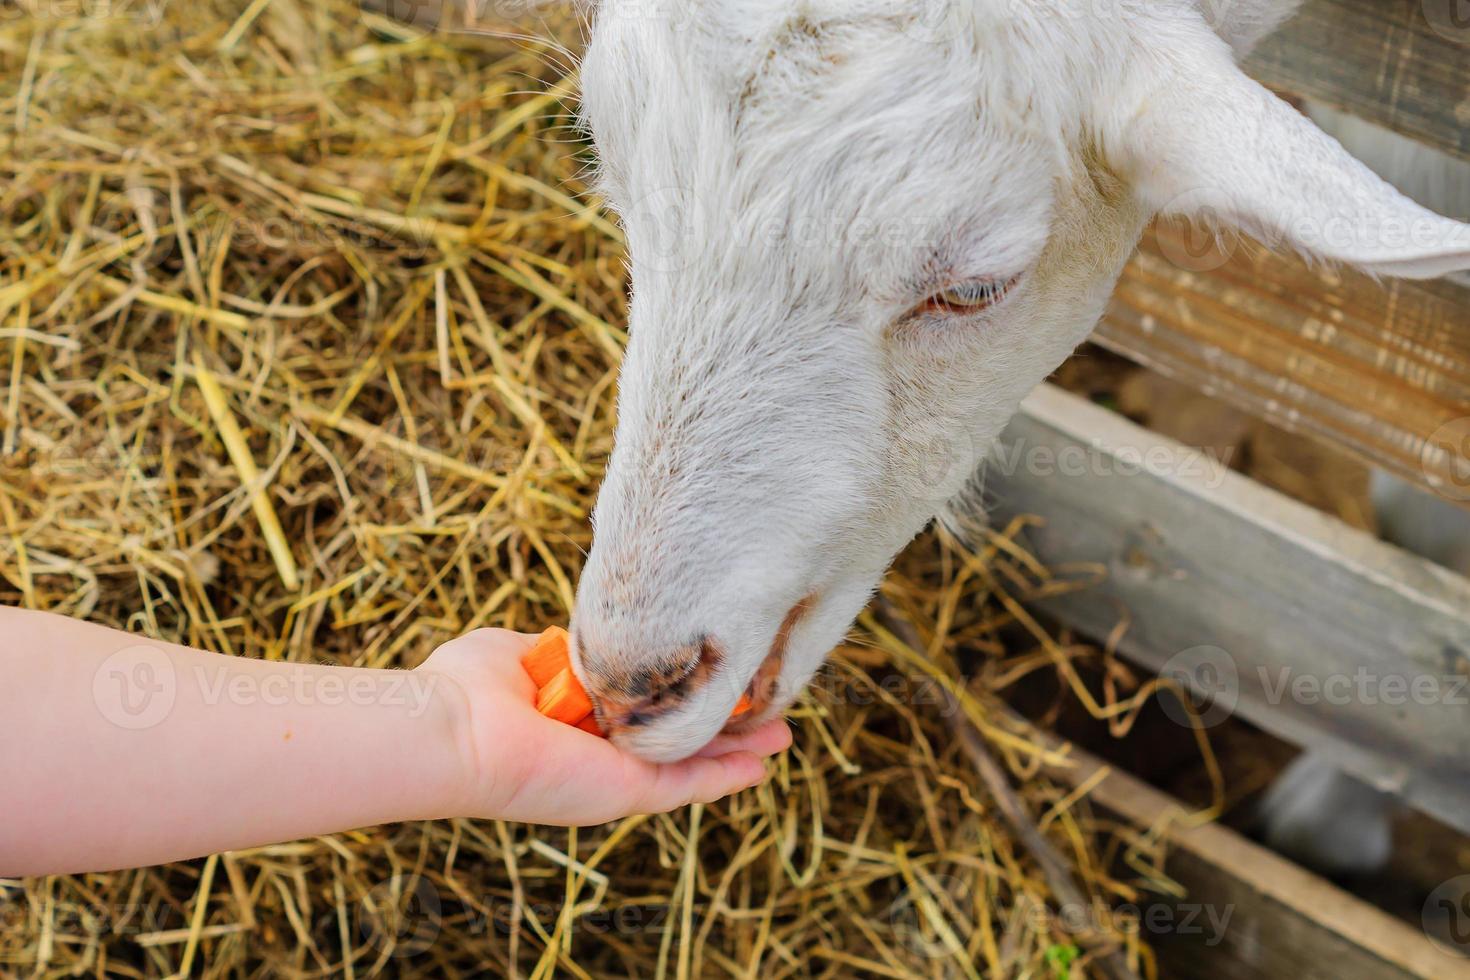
[1101,0,1470,500]
[987,384,1470,836]
[1044,741,1470,979]
[986,3,1470,965]
[1102,227,1470,499]
[1245,0,1470,164]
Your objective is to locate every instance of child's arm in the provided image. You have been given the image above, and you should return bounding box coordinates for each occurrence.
[1,608,789,877]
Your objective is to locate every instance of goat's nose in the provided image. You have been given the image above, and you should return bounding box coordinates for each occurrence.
[578,633,726,734]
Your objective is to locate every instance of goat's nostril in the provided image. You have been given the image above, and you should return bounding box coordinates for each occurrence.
[581,633,728,732]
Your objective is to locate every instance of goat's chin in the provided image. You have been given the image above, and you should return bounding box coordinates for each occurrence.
[610,714,728,764]
[611,593,868,762]
[612,688,802,763]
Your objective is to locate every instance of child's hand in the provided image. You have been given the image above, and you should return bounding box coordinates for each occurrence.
[418,629,792,825]
[3,609,787,875]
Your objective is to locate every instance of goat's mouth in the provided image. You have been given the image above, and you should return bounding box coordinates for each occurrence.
[722,594,816,733]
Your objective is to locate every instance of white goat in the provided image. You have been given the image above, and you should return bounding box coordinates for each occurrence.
[555,0,1470,761]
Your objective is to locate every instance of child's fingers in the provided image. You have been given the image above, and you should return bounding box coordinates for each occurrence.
[516,725,773,823]
[694,719,792,759]
[626,752,767,815]
[534,713,790,767]
[471,627,540,661]
[450,628,540,682]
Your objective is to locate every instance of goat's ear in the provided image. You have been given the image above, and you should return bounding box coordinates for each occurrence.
[1105,26,1470,279]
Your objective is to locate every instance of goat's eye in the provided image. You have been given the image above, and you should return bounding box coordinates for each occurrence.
[916,275,1020,317]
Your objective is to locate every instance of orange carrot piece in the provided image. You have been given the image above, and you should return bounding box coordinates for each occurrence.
[521,627,758,734]
[521,625,571,688]
[536,667,594,725]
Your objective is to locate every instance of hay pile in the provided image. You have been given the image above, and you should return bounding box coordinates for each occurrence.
[0,2,1185,975]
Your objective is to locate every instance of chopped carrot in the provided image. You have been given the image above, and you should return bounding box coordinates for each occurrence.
[521,628,601,733]
[520,627,759,735]
[536,667,594,725]
[521,625,570,688]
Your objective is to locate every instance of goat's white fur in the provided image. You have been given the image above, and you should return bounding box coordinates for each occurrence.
[561,0,1470,761]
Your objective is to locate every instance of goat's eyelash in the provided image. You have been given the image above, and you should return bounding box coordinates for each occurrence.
[913,274,1022,318]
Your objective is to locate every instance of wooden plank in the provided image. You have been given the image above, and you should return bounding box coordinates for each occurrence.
[1244,0,1470,162]
[986,384,1470,834]
[1042,742,1470,979]
[1099,225,1470,503]
[1106,0,1470,498]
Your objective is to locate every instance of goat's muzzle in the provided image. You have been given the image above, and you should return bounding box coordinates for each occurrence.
[583,634,727,737]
